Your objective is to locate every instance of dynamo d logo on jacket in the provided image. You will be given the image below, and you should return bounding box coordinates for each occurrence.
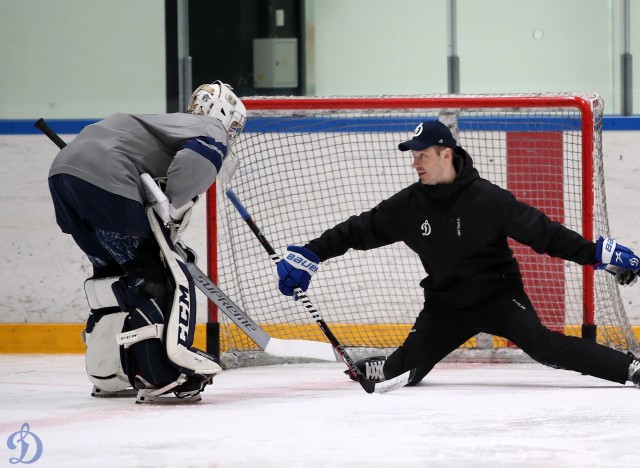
[421,219,431,236]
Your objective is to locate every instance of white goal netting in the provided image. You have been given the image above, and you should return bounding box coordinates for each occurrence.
[208,94,640,365]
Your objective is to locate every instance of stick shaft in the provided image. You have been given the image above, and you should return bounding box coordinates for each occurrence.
[34,118,67,149]
[225,188,369,386]
[178,247,333,361]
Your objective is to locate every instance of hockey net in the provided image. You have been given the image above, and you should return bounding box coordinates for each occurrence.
[207,93,640,365]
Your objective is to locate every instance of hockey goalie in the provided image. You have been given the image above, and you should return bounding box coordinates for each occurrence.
[47,81,247,403]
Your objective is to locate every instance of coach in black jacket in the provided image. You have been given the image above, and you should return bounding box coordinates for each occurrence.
[275,120,640,388]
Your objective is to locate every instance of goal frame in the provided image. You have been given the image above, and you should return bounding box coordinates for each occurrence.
[206,94,599,342]
[206,93,640,365]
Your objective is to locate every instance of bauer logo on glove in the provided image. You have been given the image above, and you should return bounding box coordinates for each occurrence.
[285,252,319,274]
[276,246,320,296]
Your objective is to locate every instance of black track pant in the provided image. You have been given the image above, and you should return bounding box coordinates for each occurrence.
[384,287,632,385]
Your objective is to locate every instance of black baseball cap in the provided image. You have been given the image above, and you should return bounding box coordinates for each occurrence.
[398,120,457,151]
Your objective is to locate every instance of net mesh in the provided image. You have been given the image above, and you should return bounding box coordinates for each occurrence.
[209,93,639,363]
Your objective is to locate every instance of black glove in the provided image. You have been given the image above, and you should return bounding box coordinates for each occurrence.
[613,267,638,286]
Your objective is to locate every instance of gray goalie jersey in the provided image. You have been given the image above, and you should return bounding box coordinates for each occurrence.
[48,112,229,208]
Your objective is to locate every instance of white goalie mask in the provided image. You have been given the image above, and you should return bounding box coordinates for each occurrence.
[188,81,247,145]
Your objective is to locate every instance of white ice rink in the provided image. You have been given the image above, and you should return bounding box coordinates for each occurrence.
[3,131,640,467]
[1,355,639,467]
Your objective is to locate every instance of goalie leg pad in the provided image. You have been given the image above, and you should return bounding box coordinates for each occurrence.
[120,293,188,390]
[85,308,132,393]
[146,207,222,376]
[115,211,222,400]
[119,290,219,399]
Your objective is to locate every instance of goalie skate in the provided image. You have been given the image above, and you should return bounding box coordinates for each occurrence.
[133,375,213,405]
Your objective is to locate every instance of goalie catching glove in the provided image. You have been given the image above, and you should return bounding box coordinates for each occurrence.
[276,246,320,296]
[595,236,640,286]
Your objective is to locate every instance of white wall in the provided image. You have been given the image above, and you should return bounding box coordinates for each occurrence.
[1,130,640,325]
[0,0,166,119]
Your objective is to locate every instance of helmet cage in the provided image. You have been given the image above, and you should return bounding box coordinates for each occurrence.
[188,81,246,145]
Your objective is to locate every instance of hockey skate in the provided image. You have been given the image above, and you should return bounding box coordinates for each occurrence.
[134,375,213,404]
[629,353,640,388]
[344,356,387,382]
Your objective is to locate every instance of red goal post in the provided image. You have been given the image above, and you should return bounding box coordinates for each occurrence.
[206,93,639,363]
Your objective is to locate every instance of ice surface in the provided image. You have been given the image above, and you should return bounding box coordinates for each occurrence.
[1,355,639,467]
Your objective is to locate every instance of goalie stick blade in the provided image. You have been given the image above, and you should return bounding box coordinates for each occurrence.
[177,248,336,362]
[359,370,414,394]
[264,337,336,362]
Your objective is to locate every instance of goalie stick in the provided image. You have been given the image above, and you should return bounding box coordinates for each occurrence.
[35,118,336,363]
[225,188,414,394]
[34,118,67,151]
[173,243,335,361]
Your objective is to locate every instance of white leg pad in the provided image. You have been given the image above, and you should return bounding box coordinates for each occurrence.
[86,312,131,392]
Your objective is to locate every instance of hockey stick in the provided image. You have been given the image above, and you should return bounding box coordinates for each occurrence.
[172,243,335,361]
[35,118,336,362]
[225,188,413,394]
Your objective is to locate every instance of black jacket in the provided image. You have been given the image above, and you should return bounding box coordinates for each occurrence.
[306,148,597,310]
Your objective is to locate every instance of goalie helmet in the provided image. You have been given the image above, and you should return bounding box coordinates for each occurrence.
[188,81,247,145]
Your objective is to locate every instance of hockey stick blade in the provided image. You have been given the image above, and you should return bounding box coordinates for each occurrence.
[173,236,336,362]
[225,188,409,394]
[263,335,336,362]
[367,370,413,394]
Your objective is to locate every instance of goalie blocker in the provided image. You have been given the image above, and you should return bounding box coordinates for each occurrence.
[84,207,221,403]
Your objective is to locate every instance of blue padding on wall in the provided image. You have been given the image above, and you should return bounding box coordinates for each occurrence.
[0,119,97,134]
[244,116,585,133]
[602,117,640,130]
[244,116,639,132]
[1,116,639,135]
